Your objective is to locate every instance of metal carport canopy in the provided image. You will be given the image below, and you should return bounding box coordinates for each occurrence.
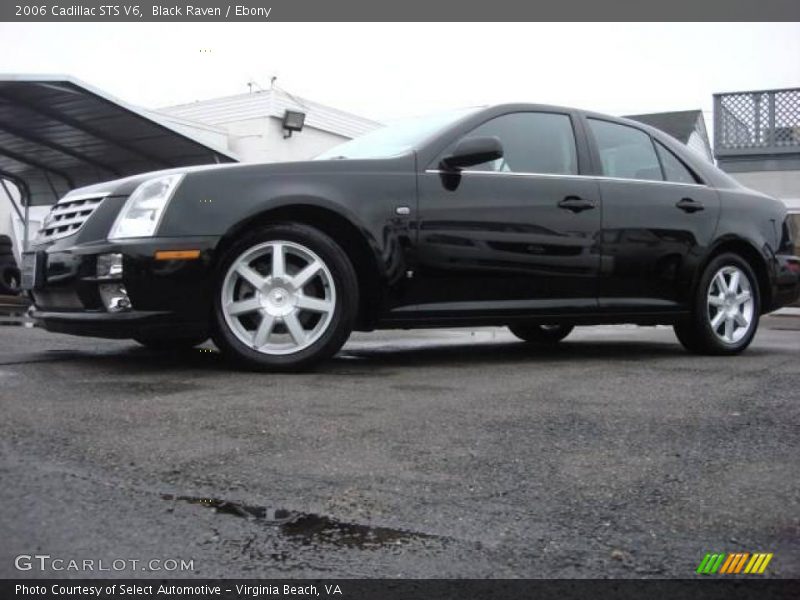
[0,74,238,207]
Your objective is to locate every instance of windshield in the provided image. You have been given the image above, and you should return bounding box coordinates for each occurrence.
[315,107,481,160]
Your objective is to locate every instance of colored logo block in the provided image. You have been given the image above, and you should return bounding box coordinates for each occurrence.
[696,552,773,574]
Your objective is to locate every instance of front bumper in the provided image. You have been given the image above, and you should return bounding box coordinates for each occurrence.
[27,236,218,339]
[30,309,201,339]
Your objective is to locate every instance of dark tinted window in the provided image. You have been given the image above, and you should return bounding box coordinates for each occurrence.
[459,112,578,175]
[655,141,698,184]
[588,119,663,181]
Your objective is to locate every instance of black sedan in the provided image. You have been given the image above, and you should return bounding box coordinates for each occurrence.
[24,104,800,370]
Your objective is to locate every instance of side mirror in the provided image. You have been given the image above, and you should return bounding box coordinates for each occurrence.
[440,136,503,170]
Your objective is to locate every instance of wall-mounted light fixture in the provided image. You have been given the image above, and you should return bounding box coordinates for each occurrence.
[282,110,306,139]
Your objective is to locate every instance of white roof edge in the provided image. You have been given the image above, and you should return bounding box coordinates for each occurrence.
[0,73,240,161]
[163,88,273,111]
[141,108,228,135]
[160,88,383,140]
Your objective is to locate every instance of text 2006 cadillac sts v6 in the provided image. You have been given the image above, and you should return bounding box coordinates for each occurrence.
[24,104,800,370]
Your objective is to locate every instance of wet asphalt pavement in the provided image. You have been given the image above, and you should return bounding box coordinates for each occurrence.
[0,318,798,578]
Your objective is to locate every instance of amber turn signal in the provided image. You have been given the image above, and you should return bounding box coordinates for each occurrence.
[154,250,201,260]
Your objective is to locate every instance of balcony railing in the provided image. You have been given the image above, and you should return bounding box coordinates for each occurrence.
[714,88,800,157]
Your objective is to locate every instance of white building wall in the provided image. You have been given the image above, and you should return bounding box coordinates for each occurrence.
[224,116,349,163]
[161,90,380,139]
[146,112,232,154]
[730,170,800,203]
[157,89,381,164]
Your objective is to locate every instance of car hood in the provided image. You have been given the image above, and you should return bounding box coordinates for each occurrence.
[59,163,245,199]
[60,156,413,199]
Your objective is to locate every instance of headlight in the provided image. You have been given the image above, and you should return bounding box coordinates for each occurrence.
[108,174,183,240]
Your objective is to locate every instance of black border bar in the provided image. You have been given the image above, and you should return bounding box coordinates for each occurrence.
[3,579,800,600]
[2,0,800,22]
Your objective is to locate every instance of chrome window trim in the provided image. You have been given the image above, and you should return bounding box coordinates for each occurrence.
[423,169,709,188]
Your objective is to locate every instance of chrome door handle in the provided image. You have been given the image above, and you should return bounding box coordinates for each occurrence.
[558,196,596,213]
[676,197,704,213]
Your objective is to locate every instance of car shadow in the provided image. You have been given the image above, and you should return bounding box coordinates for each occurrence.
[19,338,692,374]
[7,330,769,374]
[332,338,688,369]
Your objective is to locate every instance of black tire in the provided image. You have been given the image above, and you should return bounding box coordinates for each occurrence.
[673,253,760,355]
[0,266,20,295]
[672,320,704,354]
[134,335,208,351]
[509,323,574,344]
[0,264,22,296]
[211,223,358,371]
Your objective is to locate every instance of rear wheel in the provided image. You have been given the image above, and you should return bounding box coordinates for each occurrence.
[212,223,358,371]
[674,253,760,355]
[509,323,574,344]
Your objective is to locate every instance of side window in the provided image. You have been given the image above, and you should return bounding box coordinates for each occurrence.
[588,119,663,181]
[654,140,699,184]
[457,112,578,175]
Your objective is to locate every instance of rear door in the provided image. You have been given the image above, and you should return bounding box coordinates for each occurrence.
[585,118,720,310]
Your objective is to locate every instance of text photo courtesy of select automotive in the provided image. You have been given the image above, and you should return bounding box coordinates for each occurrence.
[0,19,799,591]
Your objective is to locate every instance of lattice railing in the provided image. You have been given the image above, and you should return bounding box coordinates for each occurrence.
[714,88,800,156]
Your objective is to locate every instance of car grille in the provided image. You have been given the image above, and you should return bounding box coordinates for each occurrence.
[37,195,106,242]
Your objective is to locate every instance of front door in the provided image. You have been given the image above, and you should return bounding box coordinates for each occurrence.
[409,111,602,317]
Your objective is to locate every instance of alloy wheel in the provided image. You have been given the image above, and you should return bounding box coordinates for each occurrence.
[706,265,755,345]
[221,240,336,355]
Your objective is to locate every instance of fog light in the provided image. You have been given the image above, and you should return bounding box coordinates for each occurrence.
[97,253,123,279]
[99,283,131,312]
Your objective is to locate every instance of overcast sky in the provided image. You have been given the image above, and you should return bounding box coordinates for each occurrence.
[0,23,798,123]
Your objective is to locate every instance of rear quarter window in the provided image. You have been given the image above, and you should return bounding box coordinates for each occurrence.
[654,140,700,185]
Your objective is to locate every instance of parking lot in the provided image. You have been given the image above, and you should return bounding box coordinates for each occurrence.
[1,316,798,578]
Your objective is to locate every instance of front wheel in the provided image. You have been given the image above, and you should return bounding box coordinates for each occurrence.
[674,253,760,355]
[212,223,358,371]
[509,324,574,344]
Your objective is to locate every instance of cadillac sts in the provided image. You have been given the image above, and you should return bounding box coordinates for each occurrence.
[23,104,800,369]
